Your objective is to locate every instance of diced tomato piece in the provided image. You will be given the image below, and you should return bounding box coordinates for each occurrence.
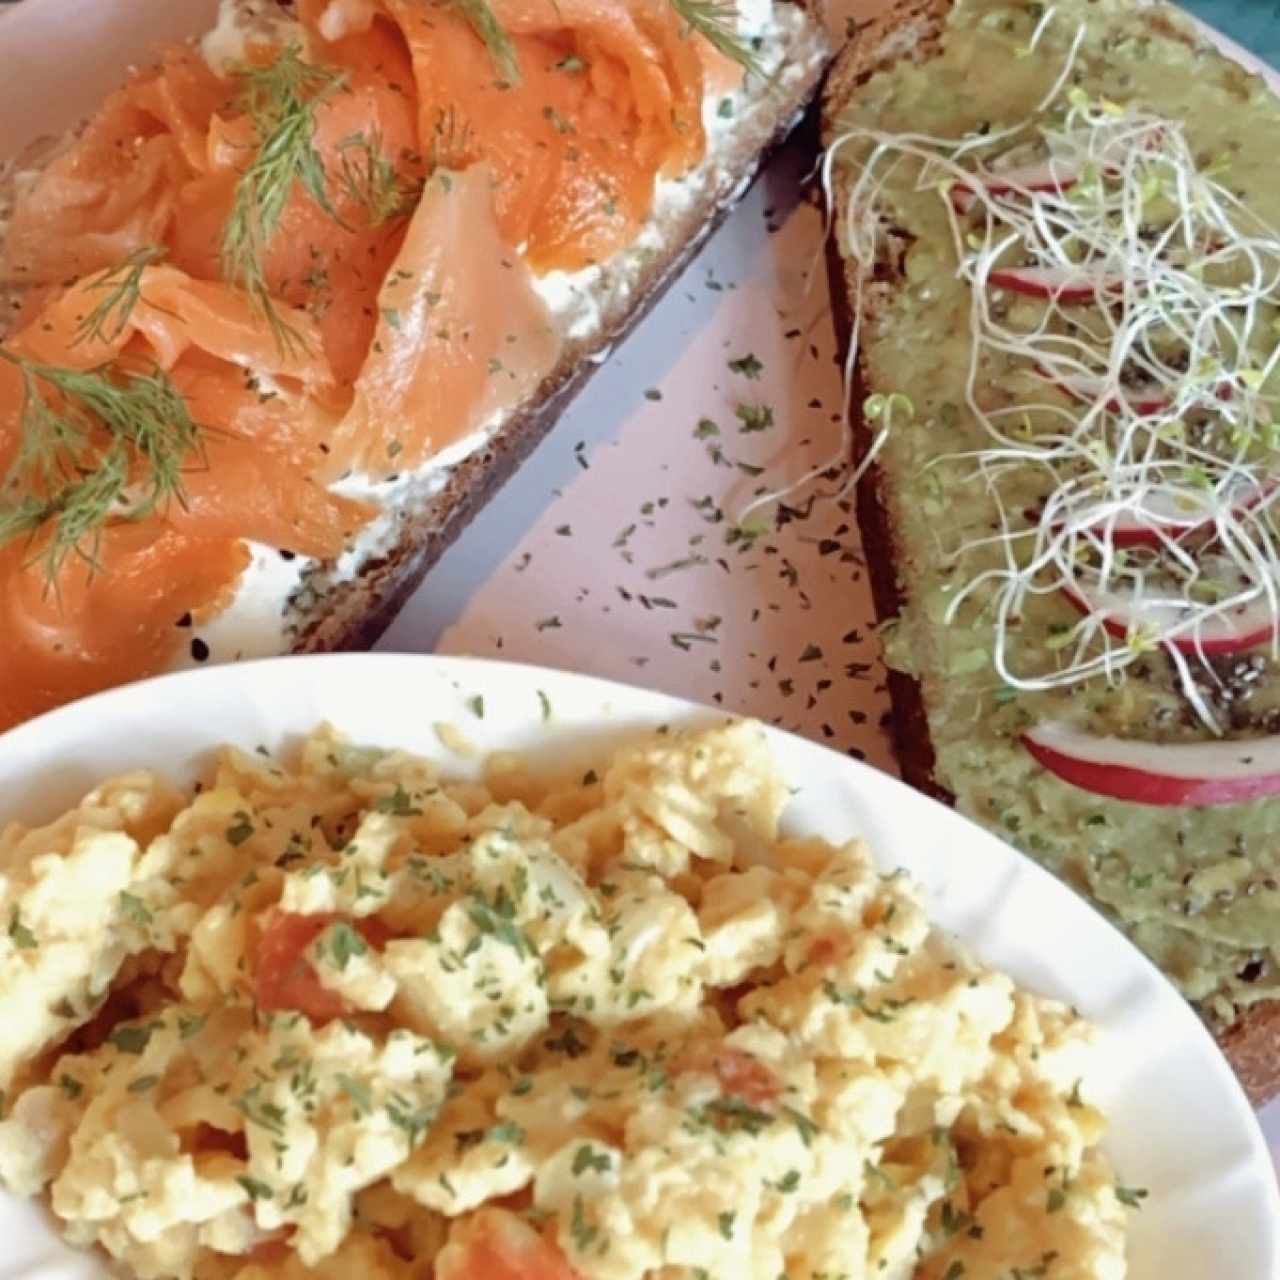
[436,1208,582,1280]
[243,1234,293,1266]
[193,1123,249,1160]
[806,930,851,968]
[712,1049,782,1108]
[253,911,391,1022]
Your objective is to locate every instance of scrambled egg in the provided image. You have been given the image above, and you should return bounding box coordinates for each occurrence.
[0,720,1139,1279]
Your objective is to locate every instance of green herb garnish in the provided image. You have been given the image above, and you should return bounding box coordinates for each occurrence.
[221,46,348,352]
[329,921,368,971]
[118,892,153,927]
[7,909,36,951]
[1115,1184,1149,1209]
[108,1024,155,1056]
[572,1143,611,1175]
[336,1072,373,1114]
[669,0,763,77]
[71,246,167,347]
[237,1175,275,1202]
[0,351,202,586]
[336,128,422,226]
[226,813,256,847]
[449,0,521,84]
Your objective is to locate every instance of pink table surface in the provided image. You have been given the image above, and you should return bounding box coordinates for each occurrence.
[372,0,1280,1170]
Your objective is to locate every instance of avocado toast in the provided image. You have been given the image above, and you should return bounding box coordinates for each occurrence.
[823,0,1280,1103]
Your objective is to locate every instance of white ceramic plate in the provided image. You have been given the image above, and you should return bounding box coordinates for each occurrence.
[0,652,1275,1279]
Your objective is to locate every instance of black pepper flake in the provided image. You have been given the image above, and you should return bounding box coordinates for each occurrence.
[191,638,210,663]
[176,612,193,629]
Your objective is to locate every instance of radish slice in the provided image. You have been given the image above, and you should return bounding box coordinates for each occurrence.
[1049,370,1170,415]
[1094,482,1275,547]
[1061,578,1279,655]
[951,158,1080,213]
[1023,720,1280,806]
[988,265,1122,301]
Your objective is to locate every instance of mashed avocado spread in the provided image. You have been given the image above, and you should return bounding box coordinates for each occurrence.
[829,0,1280,1025]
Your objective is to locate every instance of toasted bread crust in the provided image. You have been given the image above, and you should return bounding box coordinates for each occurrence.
[822,0,1280,1108]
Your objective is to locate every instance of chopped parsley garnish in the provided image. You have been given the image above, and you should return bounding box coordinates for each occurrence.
[783,1106,818,1147]
[572,1143,612,1175]
[1115,1184,1149,1209]
[337,1073,373,1115]
[225,812,256,846]
[178,1013,208,1041]
[465,893,531,957]
[487,1121,525,1144]
[570,1194,599,1252]
[237,1175,275,1203]
[7,910,37,950]
[387,1094,436,1147]
[727,352,763,378]
[108,1024,155,1056]
[374,783,423,816]
[717,1210,736,1240]
[118,891,153,926]
[328,921,368,971]
[822,980,897,1022]
[735,402,774,433]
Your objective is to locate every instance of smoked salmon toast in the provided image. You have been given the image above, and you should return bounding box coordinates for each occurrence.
[0,0,831,732]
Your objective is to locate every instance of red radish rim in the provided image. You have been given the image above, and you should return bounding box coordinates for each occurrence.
[1060,581,1279,655]
[1023,720,1280,806]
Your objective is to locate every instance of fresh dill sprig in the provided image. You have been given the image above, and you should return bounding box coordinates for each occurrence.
[0,348,201,585]
[71,245,168,348]
[669,0,763,77]
[449,0,521,85]
[220,46,348,353]
[428,106,473,171]
[336,130,424,227]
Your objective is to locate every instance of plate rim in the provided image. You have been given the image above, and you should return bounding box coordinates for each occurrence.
[0,649,1276,1274]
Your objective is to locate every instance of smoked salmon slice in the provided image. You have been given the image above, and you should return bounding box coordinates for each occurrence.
[0,50,232,289]
[6,264,367,541]
[0,525,249,733]
[314,0,712,271]
[168,19,423,389]
[329,164,562,475]
[163,431,372,560]
[0,0,750,736]
[18,264,332,387]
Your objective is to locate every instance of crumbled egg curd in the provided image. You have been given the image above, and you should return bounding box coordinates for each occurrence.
[0,720,1137,1279]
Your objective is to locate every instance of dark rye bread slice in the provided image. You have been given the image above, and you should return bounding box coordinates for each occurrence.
[0,0,832,654]
[821,0,1280,1106]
